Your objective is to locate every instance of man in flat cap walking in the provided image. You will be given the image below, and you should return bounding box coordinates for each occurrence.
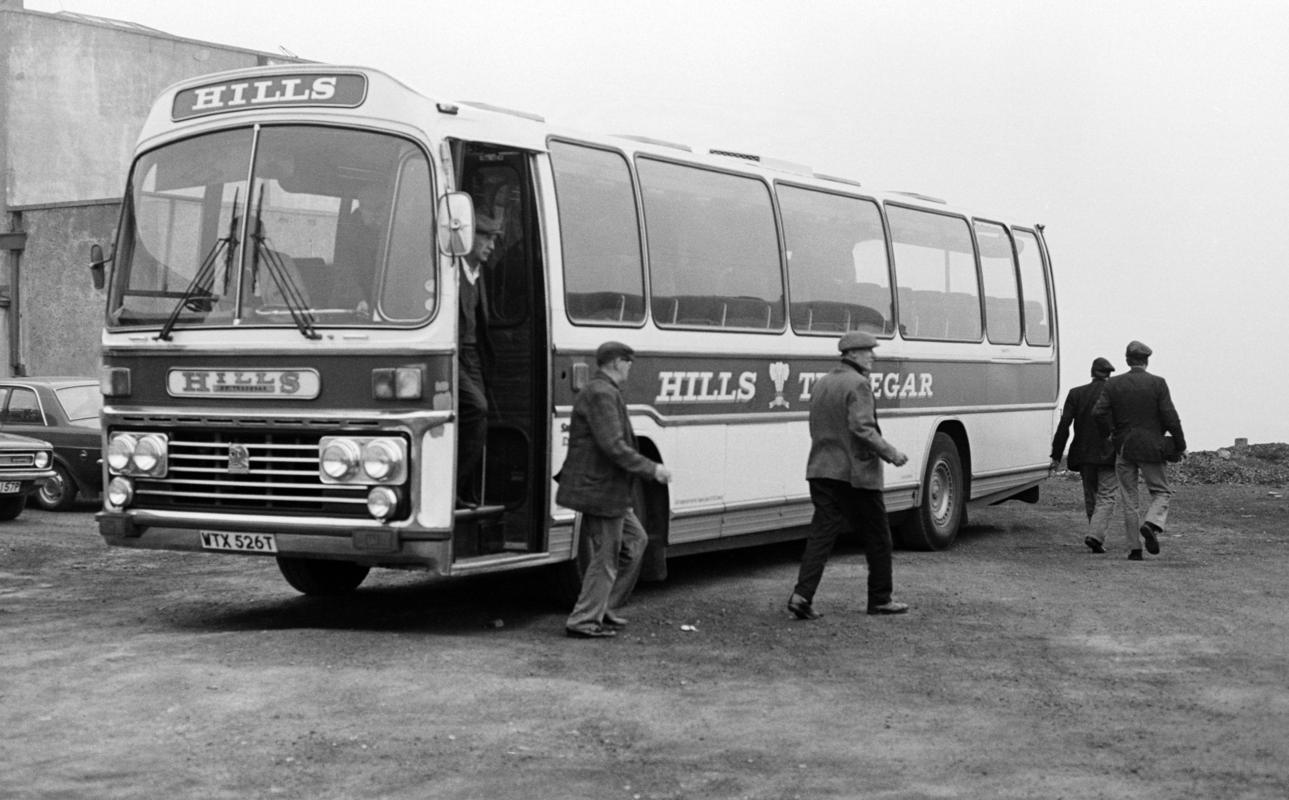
[788,331,910,620]
[557,341,672,638]
[1050,357,1119,552]
[1093,340,1187,560]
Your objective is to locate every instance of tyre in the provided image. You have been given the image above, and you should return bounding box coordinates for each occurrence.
[0,494,27,521]
[275,556,370,596]
[35,464,78,511]
[896,432,964,551]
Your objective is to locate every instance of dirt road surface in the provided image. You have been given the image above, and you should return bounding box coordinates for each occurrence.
[3,478,1288,799]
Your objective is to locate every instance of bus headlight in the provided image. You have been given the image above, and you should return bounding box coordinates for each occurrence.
[106,432,168,476]
[320,438,362,481]
[320,436,407,484]
[366,486,400,520]
[106,433,137,472]
[106,476,134,509]
[132,434,168,476]
[362,439,403,481]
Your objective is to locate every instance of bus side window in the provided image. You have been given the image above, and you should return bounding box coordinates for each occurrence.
[1013,229,1052,346]
[780,185,893,336]
[887,205,980,341]
[549,141,646,327]
[636,158,783,332]
[975,219,1022,344]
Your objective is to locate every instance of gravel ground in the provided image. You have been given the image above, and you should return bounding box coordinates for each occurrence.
[2,475,1288,800]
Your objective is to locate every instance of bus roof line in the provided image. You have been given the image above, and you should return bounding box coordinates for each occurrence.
[455,100,546,123]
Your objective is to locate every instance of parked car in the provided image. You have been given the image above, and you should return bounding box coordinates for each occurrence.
[0,432,55,519]
[0,378,102,510]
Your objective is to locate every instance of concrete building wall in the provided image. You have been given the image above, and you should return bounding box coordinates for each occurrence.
[0,2,301,376]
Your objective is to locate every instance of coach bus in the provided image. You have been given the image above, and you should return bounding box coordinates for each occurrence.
[90,65,1058,596]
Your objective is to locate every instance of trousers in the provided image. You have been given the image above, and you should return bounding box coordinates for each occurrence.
[457,345,488,503]
[566,509,648,631]
[794,478,893,608]
[1115,455,1172,549]
[1084,465,1120,546]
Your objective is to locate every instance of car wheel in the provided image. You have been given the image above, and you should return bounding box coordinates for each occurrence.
[0,494,27,521]
[36,464,78,511]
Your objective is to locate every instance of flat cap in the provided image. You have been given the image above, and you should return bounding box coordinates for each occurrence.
[1091,357,1115,377]
[838,330,879,352]
[595,340,635,364]
[475,213,503,235]
[1125,340,1153,359]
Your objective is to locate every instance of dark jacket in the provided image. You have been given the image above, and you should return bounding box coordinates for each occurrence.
[1093,366,1186,463]
[1050,378,1114,470]
[805,360,902,490]
[555,369,659,516]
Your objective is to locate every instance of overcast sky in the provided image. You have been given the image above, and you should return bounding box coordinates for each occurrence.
[26,0,1289,449]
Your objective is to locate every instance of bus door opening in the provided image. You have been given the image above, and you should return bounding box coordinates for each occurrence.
[451,141,547,560]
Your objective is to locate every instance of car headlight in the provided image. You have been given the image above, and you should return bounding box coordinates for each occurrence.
[34,451,51,470]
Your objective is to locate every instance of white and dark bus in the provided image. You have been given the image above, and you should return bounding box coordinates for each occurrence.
[92,65,1058,596]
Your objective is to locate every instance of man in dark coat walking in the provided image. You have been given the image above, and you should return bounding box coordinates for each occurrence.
[1051,357,1119,552]
[787,330,910,621]
[557,341,672,638]
[1093,340,1187,560]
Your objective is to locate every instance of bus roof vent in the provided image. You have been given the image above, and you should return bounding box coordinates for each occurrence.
[457,100,545,123]
[710,149,813,176]
[814,172,863,189]
[613,134,693,152]
[892,191,947,205]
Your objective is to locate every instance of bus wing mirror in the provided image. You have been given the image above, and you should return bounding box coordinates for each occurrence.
[437,192,475,257]
[89,243,113,291]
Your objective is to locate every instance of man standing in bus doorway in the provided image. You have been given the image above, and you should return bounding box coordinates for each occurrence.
[1093,341,1187,560]
[788,331,910,621]
[456,213,503,509]
[557,341,672,639]
[1050,357,1119,553]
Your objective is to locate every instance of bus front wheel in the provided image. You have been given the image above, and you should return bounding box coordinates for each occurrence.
[276,556,370,596]
[896,432,964,551]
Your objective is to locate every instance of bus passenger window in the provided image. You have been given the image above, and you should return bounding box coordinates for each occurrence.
[550,142,645,326]
[888,205,981,341]
[636,158,783,331]
[1014,229,1052,345]
[779,185,893,336]
[974,220,1021,344]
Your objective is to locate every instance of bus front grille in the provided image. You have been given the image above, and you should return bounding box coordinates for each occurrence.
[130,429,370,517]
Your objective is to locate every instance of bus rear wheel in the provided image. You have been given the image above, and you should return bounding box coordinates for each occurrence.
[896,432,964,551]
[276,556,370,596]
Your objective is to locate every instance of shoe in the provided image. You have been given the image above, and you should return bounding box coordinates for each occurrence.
[602,612,628,628]
[867,600,910,615]
[1127,549,1143,561]
[1084,536,1106,554]
[787,594,820,620]
[1139,523,1161,555]
[565,625,616,639]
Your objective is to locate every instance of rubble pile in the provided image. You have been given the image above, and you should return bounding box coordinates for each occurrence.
[1173,443,1289,486]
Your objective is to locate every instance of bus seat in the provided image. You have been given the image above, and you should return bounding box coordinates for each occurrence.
[723,297,772,328]
[674,295,725,327]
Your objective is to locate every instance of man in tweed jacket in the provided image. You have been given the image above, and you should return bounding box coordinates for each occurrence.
[557,341,671,638]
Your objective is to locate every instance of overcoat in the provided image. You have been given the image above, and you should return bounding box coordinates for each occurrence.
[555,369,658,517]
[1050,378,1115,470]
[805,361,902,490]
[1093,366,1186,463]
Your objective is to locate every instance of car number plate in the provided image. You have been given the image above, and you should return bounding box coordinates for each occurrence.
[0,481,20,494]
[199,531,278,553]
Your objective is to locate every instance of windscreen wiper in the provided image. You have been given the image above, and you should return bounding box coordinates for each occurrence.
[249,186,321,340]
[157,189,239,341]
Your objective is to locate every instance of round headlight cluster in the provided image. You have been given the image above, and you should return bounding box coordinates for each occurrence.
[106,432,168,476]
[318,437,407,484]
[33,451,51,470]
